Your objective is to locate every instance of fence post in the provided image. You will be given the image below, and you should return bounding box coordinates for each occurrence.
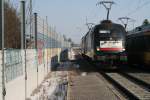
[20,0,27,99]
[46,16,49,73]
[34,13,38,87]
[1,0,6,100]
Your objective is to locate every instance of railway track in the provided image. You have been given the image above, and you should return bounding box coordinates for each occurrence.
[124,72,150,84]
[80,58,150,99]
[101,72,150,100]
[119,72,150,91]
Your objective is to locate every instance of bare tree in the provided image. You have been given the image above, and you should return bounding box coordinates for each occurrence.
[4,2,21,48]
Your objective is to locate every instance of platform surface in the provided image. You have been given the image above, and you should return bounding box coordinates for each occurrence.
[67,74,121,100]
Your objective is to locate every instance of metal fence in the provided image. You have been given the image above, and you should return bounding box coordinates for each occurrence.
[5,49,23,82]
[1,0,73,100]
[1,0,71,82]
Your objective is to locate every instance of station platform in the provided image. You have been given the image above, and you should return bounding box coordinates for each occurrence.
[67,73,121,100]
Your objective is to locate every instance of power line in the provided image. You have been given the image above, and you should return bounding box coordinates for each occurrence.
[127,0,150,16]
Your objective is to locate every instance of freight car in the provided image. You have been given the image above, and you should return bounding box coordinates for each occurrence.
[81,20,127,67]
[126,24,150,67]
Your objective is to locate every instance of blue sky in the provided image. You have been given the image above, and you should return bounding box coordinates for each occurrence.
[33,0,150,43]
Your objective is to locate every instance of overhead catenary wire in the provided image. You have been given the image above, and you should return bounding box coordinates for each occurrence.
[127,0,150,16]
[110,0,150,31]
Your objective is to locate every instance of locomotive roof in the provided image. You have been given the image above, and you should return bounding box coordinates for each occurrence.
[94,20,125,31]
[81,20,126,39]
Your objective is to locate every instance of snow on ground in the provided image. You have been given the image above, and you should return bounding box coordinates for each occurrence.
[27,61,80,100]
[28,68,68,100]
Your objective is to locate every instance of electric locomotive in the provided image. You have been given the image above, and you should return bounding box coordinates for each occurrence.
[81,20,127,67]
[126,24,150,67]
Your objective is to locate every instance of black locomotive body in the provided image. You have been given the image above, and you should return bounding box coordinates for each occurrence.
[126,24,150,67]
[81,20,127,66]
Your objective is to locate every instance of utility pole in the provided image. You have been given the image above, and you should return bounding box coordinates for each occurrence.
[20,1,27,99]
[1,0,6,100]
[97,1,115,20]
[118,17,134,30]
[34,13,38,87]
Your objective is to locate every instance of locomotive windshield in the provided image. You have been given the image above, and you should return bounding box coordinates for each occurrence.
[96,24,126,40]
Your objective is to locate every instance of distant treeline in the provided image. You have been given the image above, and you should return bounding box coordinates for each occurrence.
[0,2,21,49]
[143,19,150,26]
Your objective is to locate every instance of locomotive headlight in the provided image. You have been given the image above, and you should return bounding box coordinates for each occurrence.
[97,47,100,51]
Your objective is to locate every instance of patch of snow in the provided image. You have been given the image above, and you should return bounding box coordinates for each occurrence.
[81,72,87,76]
[29,71,68,100]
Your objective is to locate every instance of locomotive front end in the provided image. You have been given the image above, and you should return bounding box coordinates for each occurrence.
[94,21,127,66]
